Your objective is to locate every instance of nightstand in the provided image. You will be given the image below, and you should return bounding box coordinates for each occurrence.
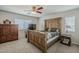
[60,34,71,46]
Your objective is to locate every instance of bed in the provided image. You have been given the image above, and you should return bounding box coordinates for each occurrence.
[46,30,60,47]
[27,28,60,52]
[27,17,61,52]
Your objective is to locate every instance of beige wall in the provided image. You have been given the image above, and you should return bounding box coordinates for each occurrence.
[0,10,39,30]
[0,10,39,39]
[39,8,79,45]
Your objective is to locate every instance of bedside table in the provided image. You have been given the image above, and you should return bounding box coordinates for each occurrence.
[60,34,71,46]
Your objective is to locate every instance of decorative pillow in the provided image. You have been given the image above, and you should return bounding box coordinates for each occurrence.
[45,28,49,31]
[50,28,57,32]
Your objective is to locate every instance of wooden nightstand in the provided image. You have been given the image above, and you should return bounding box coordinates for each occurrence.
[60,34,71,46]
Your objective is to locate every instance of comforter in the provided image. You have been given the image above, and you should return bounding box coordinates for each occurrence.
[46,32,59,39]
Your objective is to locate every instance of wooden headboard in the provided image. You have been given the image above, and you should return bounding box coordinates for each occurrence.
[45,17,61,31]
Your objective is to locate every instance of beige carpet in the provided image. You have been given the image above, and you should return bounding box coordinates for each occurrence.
[0,38,42,53]
[0,30,79,53]
[0,37,79,53]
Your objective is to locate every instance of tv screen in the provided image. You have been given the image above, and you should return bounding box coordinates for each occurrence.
[28,24,36,30]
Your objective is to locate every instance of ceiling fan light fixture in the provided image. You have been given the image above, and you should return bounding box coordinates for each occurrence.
[32,6,36,11]
[31,11,37,14]
[32,6,44,14]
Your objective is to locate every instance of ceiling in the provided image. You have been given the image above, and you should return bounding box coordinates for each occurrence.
[0,5,79,17]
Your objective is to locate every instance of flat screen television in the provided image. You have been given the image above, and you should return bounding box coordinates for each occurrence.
[28,24,36,30]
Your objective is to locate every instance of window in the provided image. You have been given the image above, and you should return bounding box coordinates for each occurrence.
[65,16,75,32]
[15,19,32,30]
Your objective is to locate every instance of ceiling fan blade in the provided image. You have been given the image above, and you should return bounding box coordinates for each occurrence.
[36,11,42,14]
[37,7,43,10]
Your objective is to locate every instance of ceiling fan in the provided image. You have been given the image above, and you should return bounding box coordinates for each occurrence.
[32,6,44,14]
[25,5,44,14]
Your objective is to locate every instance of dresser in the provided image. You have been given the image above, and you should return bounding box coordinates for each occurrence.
[0,24,18,43]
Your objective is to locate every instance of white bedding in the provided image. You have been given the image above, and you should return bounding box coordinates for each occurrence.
[46,32,52,39]
[46,32,59,39]
[45,32,59,43]
[47,35,59,43]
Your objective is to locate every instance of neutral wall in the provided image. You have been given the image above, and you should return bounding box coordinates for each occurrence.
[0,10,39,30]
[39,8,79,45]
[0,10,39,39]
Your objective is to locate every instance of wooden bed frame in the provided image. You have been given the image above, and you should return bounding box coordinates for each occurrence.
[27,17,61,52]
[27,30,47,52]
[27,30,59,52]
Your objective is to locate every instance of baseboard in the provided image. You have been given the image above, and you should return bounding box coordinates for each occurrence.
[72,42,79,45]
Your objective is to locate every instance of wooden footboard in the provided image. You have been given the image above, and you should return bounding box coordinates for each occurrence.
[27,30,47,52]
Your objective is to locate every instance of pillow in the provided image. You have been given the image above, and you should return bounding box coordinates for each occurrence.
[45,28,49,31]
[50,28,57,32]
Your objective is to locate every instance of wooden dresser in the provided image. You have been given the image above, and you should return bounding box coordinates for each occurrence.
[0,24,18,43]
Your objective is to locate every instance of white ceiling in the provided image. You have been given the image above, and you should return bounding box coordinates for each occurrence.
[0,5,79,17]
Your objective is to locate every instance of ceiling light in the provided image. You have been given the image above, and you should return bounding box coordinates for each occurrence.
[31,11,37,14]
